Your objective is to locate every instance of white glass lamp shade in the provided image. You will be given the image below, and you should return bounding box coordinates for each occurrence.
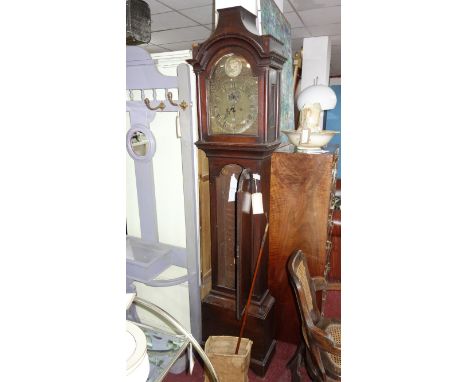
[297,85,337,111]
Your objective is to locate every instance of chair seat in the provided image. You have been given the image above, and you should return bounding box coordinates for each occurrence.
[317,318,341,379]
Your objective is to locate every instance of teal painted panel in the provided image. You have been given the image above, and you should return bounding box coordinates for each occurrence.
[260,0,294,139]
[325,85,341,178]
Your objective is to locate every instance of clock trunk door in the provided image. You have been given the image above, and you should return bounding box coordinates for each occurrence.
[214,164,243,290]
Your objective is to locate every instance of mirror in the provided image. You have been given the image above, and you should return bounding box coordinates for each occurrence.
[130,131,149,157]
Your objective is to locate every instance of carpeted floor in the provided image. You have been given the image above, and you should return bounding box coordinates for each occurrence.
[164,340,310,382]
[164,292,340,381]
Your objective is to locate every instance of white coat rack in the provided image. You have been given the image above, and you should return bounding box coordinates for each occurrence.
[125,46,201,342]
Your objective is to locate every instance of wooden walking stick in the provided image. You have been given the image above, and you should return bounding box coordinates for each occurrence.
[235,213,269,354]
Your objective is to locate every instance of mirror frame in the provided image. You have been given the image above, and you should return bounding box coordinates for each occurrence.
[126,125,156,162]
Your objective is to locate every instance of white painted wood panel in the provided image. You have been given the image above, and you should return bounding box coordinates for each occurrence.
[126,112,141,238]
[150,112,187,248]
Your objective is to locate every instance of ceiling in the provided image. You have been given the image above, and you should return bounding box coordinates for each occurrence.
[140,0,341,76]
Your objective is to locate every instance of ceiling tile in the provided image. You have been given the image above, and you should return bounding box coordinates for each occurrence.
[291,38,304,53]
[331,44,341,51]
[284,12,303,28]
[158,0,212,10]
[151,25,211,45]
[146,0,172,13]
[307,23,340,37]
[283,0,293,12]
[300,6,340,26]
[179,5,213,25]
[143,1,340,77]
[291,27,310,39]
[151,11,198,31]
[329,35,341,45]
[289,0,340,11]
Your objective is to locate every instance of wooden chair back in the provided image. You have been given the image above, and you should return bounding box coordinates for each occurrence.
[288,249,341,381]
[288,249,321,328]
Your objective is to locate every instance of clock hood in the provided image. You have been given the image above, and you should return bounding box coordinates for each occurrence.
[187,6,286,73]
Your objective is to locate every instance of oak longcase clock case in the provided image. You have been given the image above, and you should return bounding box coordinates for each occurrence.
[188,6,286,376]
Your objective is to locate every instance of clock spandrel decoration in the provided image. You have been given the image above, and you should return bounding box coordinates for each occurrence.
[187,6,286,376]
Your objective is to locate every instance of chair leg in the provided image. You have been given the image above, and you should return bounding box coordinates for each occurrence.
[287,339,305,382]
[304,346,324,382]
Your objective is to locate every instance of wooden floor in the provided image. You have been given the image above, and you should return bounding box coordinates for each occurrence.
[165,340,310,382]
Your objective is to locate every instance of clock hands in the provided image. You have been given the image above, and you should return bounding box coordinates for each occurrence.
[228,91,240,103]
[225,105,236,116]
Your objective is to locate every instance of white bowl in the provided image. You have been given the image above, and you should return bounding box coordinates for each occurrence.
[282,130,339,150]
[281,130,301,146]
[298,131,339,150]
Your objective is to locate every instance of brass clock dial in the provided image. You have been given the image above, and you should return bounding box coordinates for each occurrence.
[207,54,258,135]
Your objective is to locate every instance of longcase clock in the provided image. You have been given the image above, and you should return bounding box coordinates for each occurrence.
[187,6,286,376]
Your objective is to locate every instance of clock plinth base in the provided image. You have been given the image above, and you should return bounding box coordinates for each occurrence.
[249,339,276,376]
[201,291,276,377]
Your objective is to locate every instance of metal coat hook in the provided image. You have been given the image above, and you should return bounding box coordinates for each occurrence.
[167,91,189,111]
[144,98,166,111]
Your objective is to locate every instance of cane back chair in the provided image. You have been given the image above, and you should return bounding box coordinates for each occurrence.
[287,250,341,381]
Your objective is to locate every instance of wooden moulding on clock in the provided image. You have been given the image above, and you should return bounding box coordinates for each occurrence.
[195,141,281,159]
[188,7,285,74]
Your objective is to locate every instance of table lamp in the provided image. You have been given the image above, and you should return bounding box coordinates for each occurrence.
[289,81,339,152]
[297,82,337,131]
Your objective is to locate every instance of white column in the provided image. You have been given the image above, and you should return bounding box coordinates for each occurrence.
[301,36,332,90]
